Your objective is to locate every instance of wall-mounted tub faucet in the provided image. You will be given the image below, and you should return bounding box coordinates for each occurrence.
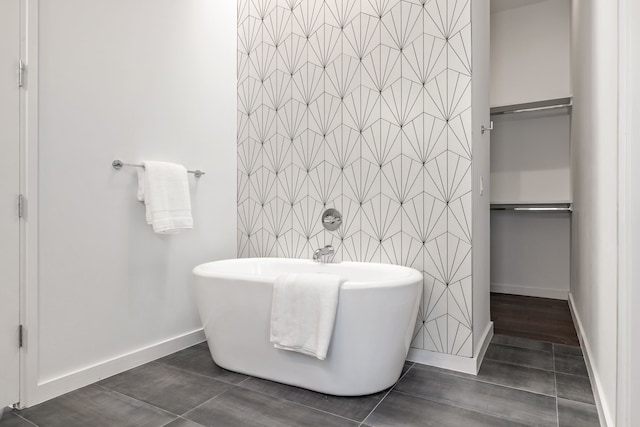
[313,245,335,263]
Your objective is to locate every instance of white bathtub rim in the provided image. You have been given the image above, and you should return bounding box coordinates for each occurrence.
[193,258,423,290]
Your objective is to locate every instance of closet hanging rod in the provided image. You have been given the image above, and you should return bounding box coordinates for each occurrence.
[111,160,205,178]
[490,203,572,213]
[490,97,572,116]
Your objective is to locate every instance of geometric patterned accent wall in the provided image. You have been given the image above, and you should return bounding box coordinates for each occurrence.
[238,0,473,356]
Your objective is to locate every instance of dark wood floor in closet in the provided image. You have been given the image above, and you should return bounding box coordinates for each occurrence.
[490,293,580,346]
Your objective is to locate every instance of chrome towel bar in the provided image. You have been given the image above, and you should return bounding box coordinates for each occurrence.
[112,160,205,178]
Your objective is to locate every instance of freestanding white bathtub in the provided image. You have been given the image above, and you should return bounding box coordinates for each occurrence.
[192,258,423,396]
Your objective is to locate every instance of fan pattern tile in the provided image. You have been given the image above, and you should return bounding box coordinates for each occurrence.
[237,0,473,356]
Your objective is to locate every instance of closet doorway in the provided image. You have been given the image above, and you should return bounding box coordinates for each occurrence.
[488,0,578,345]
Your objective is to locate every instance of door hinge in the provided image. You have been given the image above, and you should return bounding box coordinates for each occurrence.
[18,194,24,218]
[19,325,24,348]
[18,59,25,87]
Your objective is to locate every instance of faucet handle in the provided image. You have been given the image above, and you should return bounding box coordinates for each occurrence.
[323,215,341,225]
[321,209,342,231]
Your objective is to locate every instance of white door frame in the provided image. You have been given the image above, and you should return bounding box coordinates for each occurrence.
[1,0,22,409]
[19,0,40,408]
[617,0,639,425]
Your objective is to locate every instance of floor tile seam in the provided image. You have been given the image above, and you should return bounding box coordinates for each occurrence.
[490,340,555,352]
[358,384,396,427]
[553,350,560,427]
[236,383,365,424]
[492,308,572,312]
[438,373,557,398]
[390,389,550,426]
[493,335,579,346]
[491,309,574,315]
[553,351,585,359]
[553,369,589,378]
[489,342,555,355]
[410,364,556,397]
[555,346,586,353]
[516,328,579,333]
[181,386,235,420]
[493,320,577,327]
[554,370,591,380]
[235,376,253,386]
[12,412,40,427]
[492,308,574,314]
[556,397,599,409]
[483,355,555,373]
[496,338,579,351]
[160,415,206,427]
[181,383,238,418]
[93,383,182,418]
[149,360,246,386]
[556,395,597,406]
[552,352,587,360]
[552,344,585,353]
[158,416,183,427]
[391,363,415,386]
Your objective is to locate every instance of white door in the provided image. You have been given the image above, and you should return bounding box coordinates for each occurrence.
[0,0,21,408]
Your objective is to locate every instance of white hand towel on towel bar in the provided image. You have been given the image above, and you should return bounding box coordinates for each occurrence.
[270,273,341,360]
[137,160,193,234]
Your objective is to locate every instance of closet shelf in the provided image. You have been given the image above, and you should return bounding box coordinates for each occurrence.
[490,97,572,116]
[490,202,573,213]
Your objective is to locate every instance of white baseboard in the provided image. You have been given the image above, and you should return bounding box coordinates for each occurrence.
[473,322,494,373]
[24,328,205,408]
[568,294,613,427]
[407,321,494,375]
[491,283,568,300]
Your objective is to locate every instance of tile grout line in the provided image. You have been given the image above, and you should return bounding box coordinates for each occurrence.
[358,386,394,427]
[483,355,556,373]
[93,360,239,420]
[358,363,416,427]
[171,385,233,420]
[231,381,363,425]
[12,412,40,427]
[152,358,250,386]
[93,383,183,419]
[392,388,554,427]
[235,376,253,386]
[411,360,558,397]
[553,344,560,427]
[160,415,206,427]
[420,371,558,398]
[492,335,580,350]
[490,341,555,352]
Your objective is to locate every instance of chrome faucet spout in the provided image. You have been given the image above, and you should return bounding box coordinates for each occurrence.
[313,245,335,262]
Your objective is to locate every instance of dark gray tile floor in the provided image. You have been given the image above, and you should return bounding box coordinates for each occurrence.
[1,335,600,427]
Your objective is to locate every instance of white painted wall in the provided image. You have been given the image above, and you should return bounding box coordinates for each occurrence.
[472,0,493,363]
[491,213,570,299]
[490,0,571,107]
[490,110,571,204]
[25,0,236,405]
[570,0,619,424]
[618,1,640,424]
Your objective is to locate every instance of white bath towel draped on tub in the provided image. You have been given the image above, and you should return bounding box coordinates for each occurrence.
[269,273,341,360]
